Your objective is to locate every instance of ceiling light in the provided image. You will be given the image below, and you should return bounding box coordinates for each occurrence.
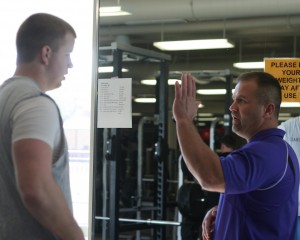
[233,61,264,69]
[141,79,181,85]
[153,39,234,51]
[278,113,291,117]
[197,89,226,95]
[281,102,300,108]
[134,98,156,103]
[99,6,131,17]
[198,113,213,117]
[197,117,222,121]
[98,66,128,73]
[279,116,293,121]
[140,79,156,85]
[168,79,181,85]
[133,96,204,105]
[197,89,235,95]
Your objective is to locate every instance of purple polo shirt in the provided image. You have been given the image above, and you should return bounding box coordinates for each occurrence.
[214,128,299,240]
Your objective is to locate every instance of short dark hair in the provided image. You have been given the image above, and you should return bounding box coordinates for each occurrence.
[16,13,76,64]
[237,71,282,117]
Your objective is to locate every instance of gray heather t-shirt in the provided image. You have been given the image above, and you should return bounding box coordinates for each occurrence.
[0,76,72,239]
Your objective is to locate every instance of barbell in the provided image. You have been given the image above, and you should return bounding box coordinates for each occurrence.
[96,216,181,226]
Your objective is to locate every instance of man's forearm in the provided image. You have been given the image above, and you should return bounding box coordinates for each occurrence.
[176,119,225,192]
[20,178,84,240]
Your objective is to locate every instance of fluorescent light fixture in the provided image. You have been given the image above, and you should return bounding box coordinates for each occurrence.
[197,89,235,95]
[100,6,121,13]
[279,116,293,121]
[278,113,291,117]
[134,98,156,103]
[198,113,213,117]
[197,89,226,95]
[168,79,181,85]
[281,102,300,108]
[153,39,234,51]
[140,79,156,85]
[99,6,131,17]
[134,97,202,105]
[98,66,128,73]
[278,113,293,121]
[141,79,181,85]
[233,61,264,69]
[197,117,221,121]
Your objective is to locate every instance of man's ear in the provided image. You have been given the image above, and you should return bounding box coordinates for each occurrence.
[40,45,52,65]
[264,103,275,118]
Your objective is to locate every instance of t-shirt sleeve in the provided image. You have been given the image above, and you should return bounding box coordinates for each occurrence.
[11,96,60,149]
[220,142,287,194]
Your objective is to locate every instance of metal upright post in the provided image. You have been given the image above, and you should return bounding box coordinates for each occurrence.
[136,116,155,240]
[154,60,169,240]
[107,48,123,240]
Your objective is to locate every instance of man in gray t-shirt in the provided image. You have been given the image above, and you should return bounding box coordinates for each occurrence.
[0,13,84,240]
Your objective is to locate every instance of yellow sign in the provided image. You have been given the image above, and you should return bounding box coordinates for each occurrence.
[265,58,300,102]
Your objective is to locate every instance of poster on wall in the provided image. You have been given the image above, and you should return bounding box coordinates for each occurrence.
[97,78,132,128]
[265,58,300,102]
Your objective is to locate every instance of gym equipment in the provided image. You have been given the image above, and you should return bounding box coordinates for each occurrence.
[96,216,181,226]
[177,183,219,221]
[92,41,171,240]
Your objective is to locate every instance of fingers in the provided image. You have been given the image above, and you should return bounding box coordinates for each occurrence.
[202,217,210,240]
[174,81,181,100]
[202,206,218,240]
[211,208,217,217]
[187,73,196,97]
[173,73,198,121]
[181,72,196,98]
[202,221,215,240]
[181,73,187,98]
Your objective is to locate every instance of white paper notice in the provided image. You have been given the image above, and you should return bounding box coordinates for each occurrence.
[97,78,132,128]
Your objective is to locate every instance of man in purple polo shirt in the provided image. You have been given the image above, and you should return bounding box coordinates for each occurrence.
[173,72,299,239]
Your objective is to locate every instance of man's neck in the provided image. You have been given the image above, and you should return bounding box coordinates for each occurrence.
[14,63,47,92]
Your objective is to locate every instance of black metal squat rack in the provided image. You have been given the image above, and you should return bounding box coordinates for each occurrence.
[90,41,172,240]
